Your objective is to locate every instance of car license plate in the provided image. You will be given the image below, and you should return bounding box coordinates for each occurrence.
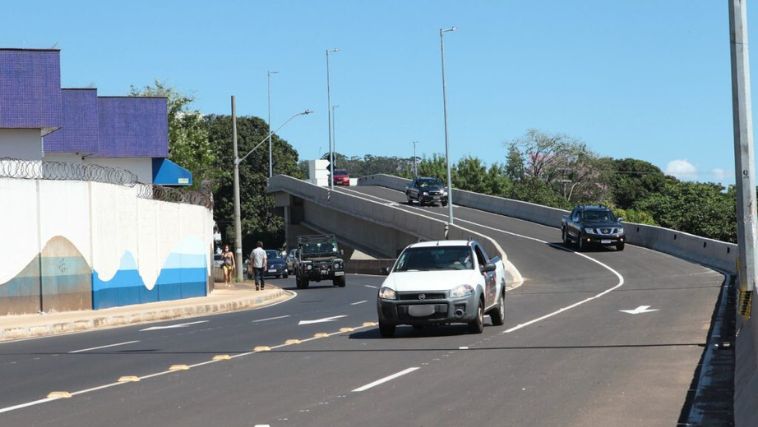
[334,271,344,276]
[601,239,612,244]
[268,269,277,273]
[408,305,435,317]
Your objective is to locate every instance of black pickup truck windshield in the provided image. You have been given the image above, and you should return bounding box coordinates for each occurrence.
[301,242,337,256]
[583,209,616,222]
[395,246,473,272]
[417,178,443,187]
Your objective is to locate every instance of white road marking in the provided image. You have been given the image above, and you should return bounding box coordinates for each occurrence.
[0,321,373,415]
[68,340,140,354]
[340,187,626,334]
[298,315,347,325]
[252,315,291,323]
[620,305,659,315]
[364,285,378,289]
[0,398,55,414]
[140,320,208,331]
[352,367,420,392]
[350,300,367,306]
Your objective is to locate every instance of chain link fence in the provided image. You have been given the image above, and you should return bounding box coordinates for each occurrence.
[0,157,212,209]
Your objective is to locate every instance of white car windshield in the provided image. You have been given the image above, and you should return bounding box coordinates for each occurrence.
[394,246,473,272]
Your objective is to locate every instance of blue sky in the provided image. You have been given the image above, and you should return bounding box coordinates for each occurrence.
[3,1,754,184]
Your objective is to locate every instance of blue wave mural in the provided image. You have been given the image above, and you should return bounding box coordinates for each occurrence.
[92,251,207,309]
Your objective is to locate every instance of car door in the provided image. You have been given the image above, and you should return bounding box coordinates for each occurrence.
[474,244,496,308]
[409,179,419,199]
[569,208,582,238]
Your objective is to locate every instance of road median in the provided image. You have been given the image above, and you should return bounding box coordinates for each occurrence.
[0,284,295,342]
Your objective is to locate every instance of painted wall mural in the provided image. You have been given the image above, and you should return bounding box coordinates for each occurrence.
[0,178,213,315]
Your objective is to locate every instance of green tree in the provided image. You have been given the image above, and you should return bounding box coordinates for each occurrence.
[505,143,525,181]
[484,163,512,196]
[454,156,487,193]
[610,158,666,209]
[129,81,214,189]
[418,154,452,182]
[206,114,301,250]
[634,179,736,242]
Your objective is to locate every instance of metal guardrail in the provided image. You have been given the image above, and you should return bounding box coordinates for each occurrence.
[0,157,212,209]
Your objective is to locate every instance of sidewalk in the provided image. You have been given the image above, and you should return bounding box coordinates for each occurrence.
[0,282,294,342]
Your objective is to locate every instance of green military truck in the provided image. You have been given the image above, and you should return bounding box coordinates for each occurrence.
[294,235,346,289]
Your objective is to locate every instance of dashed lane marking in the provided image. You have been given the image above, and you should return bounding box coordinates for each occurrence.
[0,321,377,415]
[252,315,291,323]
[352,367,420,392]
[364,285,378,289]
[350,300,367,306]
[68,340,140,354]
[212,355,232,361]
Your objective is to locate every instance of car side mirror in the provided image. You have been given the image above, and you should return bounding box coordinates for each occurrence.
[482,263,496,273]
[618,217,624,222]
[381,267,391,275]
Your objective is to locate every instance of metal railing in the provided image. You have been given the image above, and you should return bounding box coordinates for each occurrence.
[0,157,212,209]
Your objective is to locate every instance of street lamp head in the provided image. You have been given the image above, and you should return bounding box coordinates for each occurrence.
[327,48,340,53]
[302,109,314,115]
[441,26,456,33]
[268,70,279,75]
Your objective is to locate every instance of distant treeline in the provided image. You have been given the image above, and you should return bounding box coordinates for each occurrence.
[308,130,737,243]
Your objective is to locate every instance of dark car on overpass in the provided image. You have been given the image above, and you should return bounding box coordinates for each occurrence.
[561,205,625,251]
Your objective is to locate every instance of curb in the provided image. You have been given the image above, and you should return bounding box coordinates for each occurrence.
[0,288,295,342]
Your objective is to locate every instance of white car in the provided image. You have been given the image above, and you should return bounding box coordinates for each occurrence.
[376,240,507,337]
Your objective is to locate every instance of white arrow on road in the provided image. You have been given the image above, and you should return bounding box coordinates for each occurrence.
[140,320,208,331]
[619,305,659,315]
[298,315,347,325]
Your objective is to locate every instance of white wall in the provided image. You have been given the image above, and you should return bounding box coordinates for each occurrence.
[0,178,213,290]
[87,158,153,184]
[0,129,43,160]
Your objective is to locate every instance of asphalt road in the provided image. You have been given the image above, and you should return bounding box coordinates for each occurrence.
[0,185,724,427]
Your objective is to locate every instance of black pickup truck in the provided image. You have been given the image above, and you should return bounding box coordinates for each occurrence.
[561,205,625,251]
[294,234,346,289]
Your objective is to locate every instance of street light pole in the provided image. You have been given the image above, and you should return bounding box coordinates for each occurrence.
[332,105,339,169]
[729,0,758,305]
[326,48,339,191]
[232,108,313,283]
[440,26,456,225]
[231,96,243,282]
[267,70,278,178]
[412,141,419,177]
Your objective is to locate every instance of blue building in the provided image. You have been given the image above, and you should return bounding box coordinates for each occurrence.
[0,48,191,186]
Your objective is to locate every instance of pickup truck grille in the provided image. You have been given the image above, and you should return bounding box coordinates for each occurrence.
[398,292,446,301]
[597,228,619,235]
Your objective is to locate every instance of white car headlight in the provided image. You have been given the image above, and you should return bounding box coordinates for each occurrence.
[617,227,624,234]
[379,287,396,300]
[450,284,474,298]
[584,227,595,234]
[422,191,429,196]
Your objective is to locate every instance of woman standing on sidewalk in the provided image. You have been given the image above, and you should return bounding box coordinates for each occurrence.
[221,244,235,285]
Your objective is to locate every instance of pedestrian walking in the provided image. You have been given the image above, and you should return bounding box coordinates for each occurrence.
[221,244,235,286]
[251,241,267,291]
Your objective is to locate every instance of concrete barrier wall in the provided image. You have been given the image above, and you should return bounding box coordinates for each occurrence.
[344,259,396,276]
[359,174,738,274]
[0,178,213,315]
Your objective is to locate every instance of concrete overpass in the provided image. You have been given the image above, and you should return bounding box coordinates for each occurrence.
[269,173,748,426]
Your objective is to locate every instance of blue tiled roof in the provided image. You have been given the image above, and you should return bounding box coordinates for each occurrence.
[0,49,62,134]
[96,97,168,158]
[44,88,99,154]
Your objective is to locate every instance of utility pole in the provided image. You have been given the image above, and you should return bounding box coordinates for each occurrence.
[326,48,339,191]
[412,141,419,177]
[231,96,243,282]
[267,70,278,178]
[440,27,456,225]
[730,0,758,311]
[332,105,339,169]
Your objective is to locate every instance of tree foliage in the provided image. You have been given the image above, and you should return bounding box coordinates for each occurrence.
[206,114,301,248]
[129,81,214,189]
